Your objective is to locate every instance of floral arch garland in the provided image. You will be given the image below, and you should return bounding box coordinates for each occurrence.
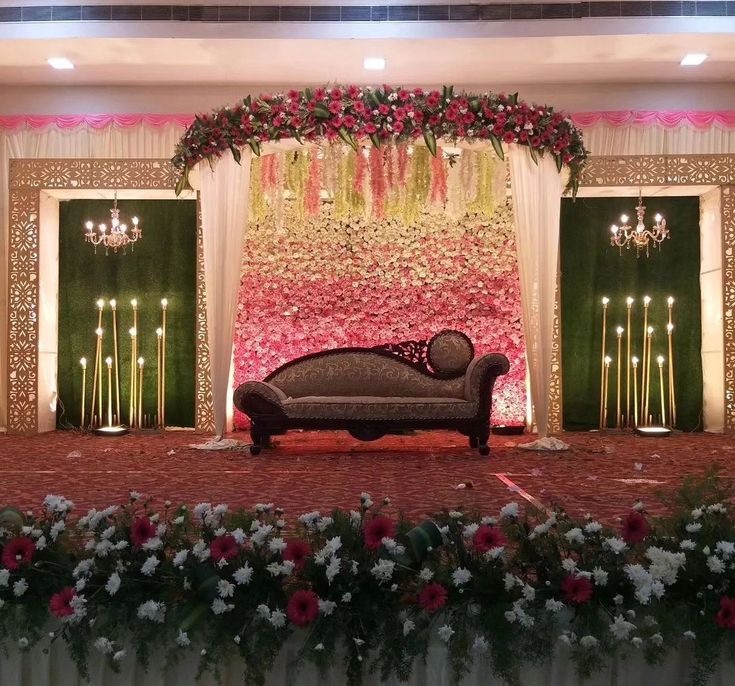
[172,84,588,195]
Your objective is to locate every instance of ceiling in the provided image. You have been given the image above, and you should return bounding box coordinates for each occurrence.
[0,34,733,86]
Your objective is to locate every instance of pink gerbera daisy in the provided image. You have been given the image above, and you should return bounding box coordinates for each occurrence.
[716,596,735,629]
[364,516,396,550]
[621,511,650,544]
[210,534,239,562]
[473,525,508,553]
[283,539,311,570]
[1,536,36,570]
[287,589,319,627]
[419,582,448,613]
[49,587,76,618]
[130,516,156,548]
[560,574,593,604]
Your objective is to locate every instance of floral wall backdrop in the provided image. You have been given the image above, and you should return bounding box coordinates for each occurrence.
[232,151,526,428]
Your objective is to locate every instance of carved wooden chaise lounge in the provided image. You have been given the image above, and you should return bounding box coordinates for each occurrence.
[233,330,510,456]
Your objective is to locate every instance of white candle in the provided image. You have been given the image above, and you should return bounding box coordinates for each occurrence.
[616,326,624,429]
[105,356,113,426]
[631,356,639,427]
[138,357,145,429]
[80,358,87,428]
[603,355,612,429]
[657,355,666,426]
[599,297,609,429]
[160,298,168,430]
[625,297,633,428]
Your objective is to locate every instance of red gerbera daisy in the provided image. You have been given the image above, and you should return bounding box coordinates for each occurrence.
[621,511,650,544]
[715,596,735,629]
[1,536,36,570]
[419,582,448,613]
[287,589,319,627]
[364,516,396,550]
[49,587,76,618]
[473,525,508,553]
[210,534,239,562]
[560,574,593,604]
[283,539,311,570]
[130,516,156,548]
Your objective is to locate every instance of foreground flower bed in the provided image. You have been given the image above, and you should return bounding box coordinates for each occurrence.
[1,473,734,686]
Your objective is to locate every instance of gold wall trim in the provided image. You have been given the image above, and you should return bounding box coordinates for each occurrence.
[551,155,735,433]
[548,277,563,434]
[195,196,214,432]
[722,186,735,432]
[6,158,212,435]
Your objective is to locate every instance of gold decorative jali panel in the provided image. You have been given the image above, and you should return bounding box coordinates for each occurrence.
[548,155,735,433]
[7,159,213,435]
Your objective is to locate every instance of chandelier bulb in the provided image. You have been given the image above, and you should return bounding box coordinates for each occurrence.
[654,213,662,223]
[610,225,618,234]
[85,221,94,231]
[620,214,628,223]
[132,217,139,225]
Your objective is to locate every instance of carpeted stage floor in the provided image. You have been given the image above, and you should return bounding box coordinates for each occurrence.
[1,430,733,523]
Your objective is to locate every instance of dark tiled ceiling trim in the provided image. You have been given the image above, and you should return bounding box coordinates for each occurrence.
[0,1,727,23]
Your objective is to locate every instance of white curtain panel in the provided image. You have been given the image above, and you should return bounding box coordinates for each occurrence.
[0,123,186,429]
[198,151,252,438]
[2,637,734,686]
[508,147,564,438]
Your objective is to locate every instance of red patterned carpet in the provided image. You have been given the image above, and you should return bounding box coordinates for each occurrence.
[0,429,733,523]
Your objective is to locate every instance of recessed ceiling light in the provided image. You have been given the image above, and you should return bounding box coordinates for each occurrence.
[680,53,708,66]
[47,57,74,70]
[363,57,386,71]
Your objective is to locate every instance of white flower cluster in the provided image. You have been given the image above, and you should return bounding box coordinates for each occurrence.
[529,513,557,540]
[137,600,166,623]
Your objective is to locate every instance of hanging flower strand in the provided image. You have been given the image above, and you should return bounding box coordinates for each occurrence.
[172,84,588,196]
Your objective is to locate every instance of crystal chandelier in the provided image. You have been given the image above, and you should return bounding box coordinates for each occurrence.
[610,192,668,257]
[84,192,141,255]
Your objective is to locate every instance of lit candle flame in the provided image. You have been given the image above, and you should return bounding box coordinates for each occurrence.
[96,298,105,309]
[626,297,634,305]
[131,298,138,308]
[80,358,87,368]
[643,295,651,306]
[161,298,168,309]
[616,326,624,335]
[647,326,654,335]
[95,327,103,337]
[667,296,674,305]
[129,327,137,337]
[105,356,112,368]
[156,327,163,337]
[109,299,116,309]
[657,355,665,366]
[667,323,674,333]
[602,297,609,305]
[632,356,639,366]
[138,357,145,367]
[604,356,612,365]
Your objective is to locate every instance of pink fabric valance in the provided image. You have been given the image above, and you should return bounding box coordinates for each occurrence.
[0,114,194,130]
[1,111,735,131]
[571,110,735,129]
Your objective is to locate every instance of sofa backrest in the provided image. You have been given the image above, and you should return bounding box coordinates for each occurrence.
[267,351,467,399]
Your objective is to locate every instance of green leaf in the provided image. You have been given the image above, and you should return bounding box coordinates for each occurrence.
[247,138,261,156]
[488,134,505,161]
[368,91,382,108]
[510,92,519,105]
[369,132,380,149]
[304,88,313,101]
[229,145,242,165]
[554,154,563,173]
[293,131,303,145]
[174,168,192,197]
[243,95,252,109]
[313,103,331,119]
[338,126,358,151]
[470,98,481,113]
[528,146,538,165]
[423,128,438,157]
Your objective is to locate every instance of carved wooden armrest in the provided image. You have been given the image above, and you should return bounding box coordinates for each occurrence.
[464,354,511,403]
[233,381,287,414]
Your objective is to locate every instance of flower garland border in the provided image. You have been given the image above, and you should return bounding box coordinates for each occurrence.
[172,85,589,196]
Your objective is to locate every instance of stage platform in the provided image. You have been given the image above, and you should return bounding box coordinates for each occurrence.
[0,430,732,523]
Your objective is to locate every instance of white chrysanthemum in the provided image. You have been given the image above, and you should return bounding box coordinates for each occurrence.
[584,521,603,534]
[50,520,66,541]
[500,502,520,519]
[94,637,113,654]
[44,495,74,514]
[484,547,505,561]
[141,556,159,577]
[176,630,190,647]
[268,537,287,554]
[716,541,735,559]
[316,517,333,532]
[650,633,663,646]
[561,558,577,572]
[680,540,696,551]
[604,537,627,554]
[192,540,210,561]
[690,507,703,520]
[173,550,189,567]
[463,523,479,538]
[631,637,643,647]
[579,635,599,649]
[113,650,126,662]
[319,599,337,616]
[545,599,565,613]
[451,567,472,587]
[231,528,246,544]
[350,510,362,527]
[646,547,687,585]
[233,562,253,585]
[472,635,489,653]
[522,584,535,601]
[403,619,416,636]
[370,559,396,582]
[270,609,286,628]
[592,567,608,586]
[342,592,352,603]
[419,568,434,582]
[438,625,455,643]
[0,569,10,587]
[707,556,725,574]
[504,610,517,624]
[13,579,28,597]
[256,604,271,620]
[624,564,665,604]
[218,579,235,598]
[326,556,341,583]
[448,511,463,520]
[609,614,636,640]
[211,598,234,615]
[683,630,696,640]
[172,516,185,525]
[481,516,498,526]
[250,525,274,547]
[564,528,585,545]
[707,503,726,514]
[137,600,166,623]
[193,502,212,519]
[73,559,94,578]
[686,522,702,533]
[504,573,519,591]
[104,572,121,596]
[142,536,162,551]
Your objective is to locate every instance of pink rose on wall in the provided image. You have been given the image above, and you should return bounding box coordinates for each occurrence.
[233,202,526,428]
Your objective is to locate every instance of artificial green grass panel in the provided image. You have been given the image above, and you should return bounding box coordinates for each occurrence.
[57,199,197,429]
[560,196,702,431]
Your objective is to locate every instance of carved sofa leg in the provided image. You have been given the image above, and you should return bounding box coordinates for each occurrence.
[477,428,490,456]
[250,427,266,456]
[468,436,479,449]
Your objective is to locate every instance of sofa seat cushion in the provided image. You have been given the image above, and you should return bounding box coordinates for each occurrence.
[282,396,476,421]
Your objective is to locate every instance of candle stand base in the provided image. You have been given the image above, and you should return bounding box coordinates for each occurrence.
[94,426,129,437]
[634,426,672,438]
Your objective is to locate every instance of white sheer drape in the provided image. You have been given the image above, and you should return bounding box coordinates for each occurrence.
[2,636,734,686]
[198,152,252,438]
[0,123,186,429]
[508,147,565,439]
